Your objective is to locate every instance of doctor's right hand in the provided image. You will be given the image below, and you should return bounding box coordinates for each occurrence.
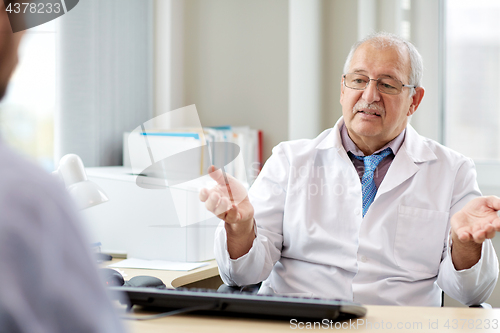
[199,166,256,258]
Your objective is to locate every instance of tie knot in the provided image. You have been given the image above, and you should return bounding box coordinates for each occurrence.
[351,147,392,172]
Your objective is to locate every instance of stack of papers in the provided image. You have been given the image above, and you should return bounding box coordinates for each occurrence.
[108,258,209,271]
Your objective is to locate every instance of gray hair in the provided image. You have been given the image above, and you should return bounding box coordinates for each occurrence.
[343,32,423,94]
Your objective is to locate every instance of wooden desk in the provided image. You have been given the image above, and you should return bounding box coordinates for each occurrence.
[126,305,500,333]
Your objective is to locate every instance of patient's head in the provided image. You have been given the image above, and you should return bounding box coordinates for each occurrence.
[0,1,24,99]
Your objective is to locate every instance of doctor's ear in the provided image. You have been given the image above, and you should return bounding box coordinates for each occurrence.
[340,77,345,102]
[407,86,425,116]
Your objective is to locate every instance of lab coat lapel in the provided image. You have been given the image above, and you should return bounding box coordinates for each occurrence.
[376,124,437,198]
[316,117,353,165]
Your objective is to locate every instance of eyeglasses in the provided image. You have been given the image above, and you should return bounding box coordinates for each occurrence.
[343,73,416,95]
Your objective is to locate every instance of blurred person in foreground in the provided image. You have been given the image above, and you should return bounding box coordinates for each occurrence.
[0,2,125,332]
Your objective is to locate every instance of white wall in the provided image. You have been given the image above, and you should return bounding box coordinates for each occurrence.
[155,0,288,161]
[409,0,441,142]
[288,0,322,140]
[322,0,358,130]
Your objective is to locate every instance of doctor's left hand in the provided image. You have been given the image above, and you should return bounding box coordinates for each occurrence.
[451,196,500,244]
[450,196,500,270]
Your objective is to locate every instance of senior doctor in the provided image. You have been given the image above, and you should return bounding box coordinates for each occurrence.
[200,32,500,306]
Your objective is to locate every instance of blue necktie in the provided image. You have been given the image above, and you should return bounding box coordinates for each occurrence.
[350,148,392,217]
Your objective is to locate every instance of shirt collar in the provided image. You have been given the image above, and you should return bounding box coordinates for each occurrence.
[340,123,405,157]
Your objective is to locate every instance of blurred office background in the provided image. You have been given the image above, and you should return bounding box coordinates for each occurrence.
[0,0,499,306]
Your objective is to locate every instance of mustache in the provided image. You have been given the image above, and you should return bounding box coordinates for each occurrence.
[352,101,385,115]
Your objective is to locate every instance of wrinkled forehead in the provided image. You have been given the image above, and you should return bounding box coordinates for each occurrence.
[350,40,411,82]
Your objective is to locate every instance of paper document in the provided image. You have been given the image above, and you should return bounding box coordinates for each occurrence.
[108,258,209,271]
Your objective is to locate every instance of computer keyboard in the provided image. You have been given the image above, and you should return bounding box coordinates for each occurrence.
[110,286,367,321]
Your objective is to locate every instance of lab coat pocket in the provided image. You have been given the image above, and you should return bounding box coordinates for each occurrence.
[394,205,449,275]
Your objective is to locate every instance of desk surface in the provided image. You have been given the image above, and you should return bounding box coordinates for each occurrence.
[126,305,500,333]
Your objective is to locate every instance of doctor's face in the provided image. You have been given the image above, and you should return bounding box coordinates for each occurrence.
[340,42,423,153]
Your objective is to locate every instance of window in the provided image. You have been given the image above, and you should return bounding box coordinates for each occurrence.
[445,0,500,161]
[0,21,56,171]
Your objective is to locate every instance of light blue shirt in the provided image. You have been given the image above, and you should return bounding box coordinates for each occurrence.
[0,140,125,333]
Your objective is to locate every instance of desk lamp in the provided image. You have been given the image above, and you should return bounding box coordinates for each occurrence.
[53,154,111,261]
[53,154,109,210]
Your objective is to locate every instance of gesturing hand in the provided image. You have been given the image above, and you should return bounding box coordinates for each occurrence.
[199,166,254,226]
[451,196,500,244]
[199,166,256,259]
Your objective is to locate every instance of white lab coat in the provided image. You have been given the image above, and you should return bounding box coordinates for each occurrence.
[215,117,499,306]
